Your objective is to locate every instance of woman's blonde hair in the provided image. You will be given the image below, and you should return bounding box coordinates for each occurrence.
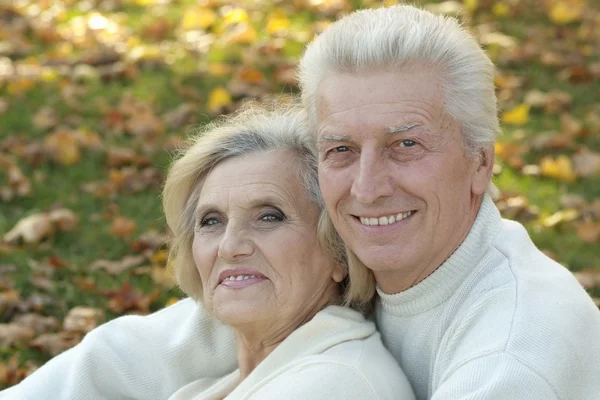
[162,98,375,310]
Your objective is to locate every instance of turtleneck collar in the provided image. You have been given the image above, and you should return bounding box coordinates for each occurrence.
[376,195,502,317]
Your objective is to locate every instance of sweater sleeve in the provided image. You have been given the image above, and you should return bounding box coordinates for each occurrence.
[431,352,560,400]
[247,362,414,400]
[0,299,237,400]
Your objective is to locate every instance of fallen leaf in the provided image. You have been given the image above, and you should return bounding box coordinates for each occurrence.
[43,129,81,165]
[573,149,600,177]
[12,313,60,334]
[574,269,600,289]
[559,194,587,209]
[561,113,584,137]
[162,103,196,129]
[103,281,160,314]
[90,255,145,275]
[32,107,58,130]
[181,7,217,31]
[30,331,82,356]
[3,213,54,245]
[502,104,530,125]
[540,209,579,228]
[575,220,600,244]
[0,323,36,347]
[540,155,577,182]
[110,216,136,238]
[266,9,291,35]
[63,306,105,333]
[207,87,232,115]
[548,1,582,24]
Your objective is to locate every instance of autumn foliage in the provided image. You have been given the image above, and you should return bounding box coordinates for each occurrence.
[1,0,599,389]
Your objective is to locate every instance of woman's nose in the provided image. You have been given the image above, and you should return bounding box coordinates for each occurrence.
[217,222,255,261]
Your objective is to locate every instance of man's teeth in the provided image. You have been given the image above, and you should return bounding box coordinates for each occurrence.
[223,275,259,281]
[359,210,415,226]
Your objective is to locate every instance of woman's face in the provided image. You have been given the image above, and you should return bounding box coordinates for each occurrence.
[192,150,345,328]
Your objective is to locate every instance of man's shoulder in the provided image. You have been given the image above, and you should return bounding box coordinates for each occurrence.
[442,219,600,388]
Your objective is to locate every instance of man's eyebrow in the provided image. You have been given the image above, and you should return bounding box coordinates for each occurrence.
[386,123,421,134]
[319,134,349,142]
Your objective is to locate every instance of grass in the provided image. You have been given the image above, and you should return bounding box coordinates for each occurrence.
[0,0,599,387]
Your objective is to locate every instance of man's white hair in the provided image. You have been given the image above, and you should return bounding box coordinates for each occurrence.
[298,5,500,195]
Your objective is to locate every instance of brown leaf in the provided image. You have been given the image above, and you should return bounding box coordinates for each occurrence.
[559,194,587,210]
[90,254,145,275]
[162,103,196,129]
[110,216,136,238]
[124,106,165,138]
[575,220,600,244]
[3,213,55,244]
[103,282,159,314]
[573,149,600,178]
[574,270,600,289]
[32,106,58,131]
[130,230,167,253]
[30,331,83,356]
[12,313,60,334]
[43,129,81,166]
[561,113,584,137]
[63,306,105,333]
[107,147,150,168]
[530,132,573,151]
[0,323,36,347]
[48,208,79,231]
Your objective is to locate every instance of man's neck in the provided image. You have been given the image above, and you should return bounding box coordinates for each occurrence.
[375,195,484,294]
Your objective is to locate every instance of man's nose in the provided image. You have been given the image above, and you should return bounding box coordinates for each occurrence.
[217,222,254,262]
[350,150,394,205]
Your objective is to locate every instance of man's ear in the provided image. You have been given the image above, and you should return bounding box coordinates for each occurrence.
[471,144,495,196]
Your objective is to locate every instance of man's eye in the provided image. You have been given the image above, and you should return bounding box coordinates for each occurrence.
[398,140,416,148]
[333,146,349,153]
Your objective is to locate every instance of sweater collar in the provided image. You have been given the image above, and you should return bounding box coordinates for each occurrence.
[228,306,375,398]
[376,195,502,317]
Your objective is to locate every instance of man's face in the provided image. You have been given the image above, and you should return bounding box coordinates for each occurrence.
[316,68,491,293]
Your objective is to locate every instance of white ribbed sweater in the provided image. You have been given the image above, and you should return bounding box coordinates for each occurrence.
[3,196,600,399]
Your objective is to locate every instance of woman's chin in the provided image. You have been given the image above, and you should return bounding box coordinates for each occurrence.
[212,299,270,326]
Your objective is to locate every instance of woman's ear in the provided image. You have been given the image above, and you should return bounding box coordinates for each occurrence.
[331,263,347,283]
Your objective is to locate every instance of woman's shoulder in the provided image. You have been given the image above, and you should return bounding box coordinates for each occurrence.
[247,306,415,399]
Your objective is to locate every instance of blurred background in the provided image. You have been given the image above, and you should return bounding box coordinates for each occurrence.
[0,0,599,388]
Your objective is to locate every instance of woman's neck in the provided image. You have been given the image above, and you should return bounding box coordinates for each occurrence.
[233,285,340,380]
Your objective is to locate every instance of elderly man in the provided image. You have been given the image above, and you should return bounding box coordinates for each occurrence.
[297,5,600,400]
[3,5,599,400]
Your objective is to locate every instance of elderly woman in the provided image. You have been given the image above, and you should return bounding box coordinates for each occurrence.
[1,100,414,400]
[162,100,413,399]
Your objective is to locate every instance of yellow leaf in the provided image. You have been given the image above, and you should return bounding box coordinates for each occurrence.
[549,1,581,25]
[540,209,579,228]
[502,104,530,125]
[492,2,509,17]
[165,297,180,307]
[151,249,169,265]
[540,155,577,182]
[181,7,217,31]
[6,79,35,95]
[266,9,291,34]
[225,23,258,44]
[207,87,232,114]
[222,8,249,25]
[208,63,233,77]
[464,0,479,12]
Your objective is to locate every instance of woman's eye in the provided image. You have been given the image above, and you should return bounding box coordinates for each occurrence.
[398,140,416,148]
[260,212,284,222]
[200,217,220,227]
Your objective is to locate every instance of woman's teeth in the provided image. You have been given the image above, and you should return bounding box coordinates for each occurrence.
[359,210,415,226]
[223,275,259,281]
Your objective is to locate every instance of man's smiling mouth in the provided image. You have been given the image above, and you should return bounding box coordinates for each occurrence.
[355,210,417,226]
